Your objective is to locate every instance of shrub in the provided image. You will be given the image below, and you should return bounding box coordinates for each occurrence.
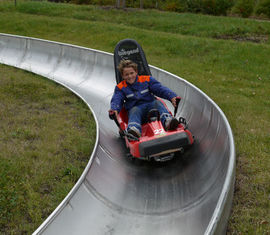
[163,0,186,12]
[185,0,203,13]
[72,0,91,4]
[142,0,159,9]
[233,0,254,18]
[48,0,70,3]
[256,0,270,18]
[201,0,234,15]
[179,0,234,15]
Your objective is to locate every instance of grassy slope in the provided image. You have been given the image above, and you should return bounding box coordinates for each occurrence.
[1,2,270,42]
[0,2,270,234]
[0,64,96,233]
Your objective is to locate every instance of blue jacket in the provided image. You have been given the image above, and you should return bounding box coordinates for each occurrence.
[110,75,177,113]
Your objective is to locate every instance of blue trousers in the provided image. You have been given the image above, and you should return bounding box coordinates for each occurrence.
[127,100,172,133]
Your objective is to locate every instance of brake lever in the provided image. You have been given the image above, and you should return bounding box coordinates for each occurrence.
[174,97,181,117]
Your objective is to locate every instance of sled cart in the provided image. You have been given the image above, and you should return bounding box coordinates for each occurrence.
[109,39,194,162]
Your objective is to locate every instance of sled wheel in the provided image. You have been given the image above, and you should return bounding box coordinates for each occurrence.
[127,153,135,161]
[179,117,188,130]
[119,130,125,138]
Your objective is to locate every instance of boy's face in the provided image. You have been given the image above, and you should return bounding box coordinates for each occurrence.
[122,67,137,84]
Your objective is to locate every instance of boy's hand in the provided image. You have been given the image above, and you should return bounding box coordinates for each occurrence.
[108,109,118,119]
[171,97,178,108]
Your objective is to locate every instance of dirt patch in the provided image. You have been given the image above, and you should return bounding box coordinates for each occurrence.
[215,34,269,43]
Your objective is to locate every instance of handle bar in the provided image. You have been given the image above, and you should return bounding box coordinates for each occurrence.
[108,110,139,141]
[174,97,181,117]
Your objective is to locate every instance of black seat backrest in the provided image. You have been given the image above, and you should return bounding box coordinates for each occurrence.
[114,39,152,84]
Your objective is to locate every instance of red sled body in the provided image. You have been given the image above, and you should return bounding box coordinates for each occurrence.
[116,98,194,161]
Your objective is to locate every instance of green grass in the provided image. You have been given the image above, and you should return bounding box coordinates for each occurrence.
[0,1,270,234]
[0,64,96,233]
[1,1,270,43]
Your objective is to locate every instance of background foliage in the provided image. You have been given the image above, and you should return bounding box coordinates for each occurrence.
[46,0,270,19]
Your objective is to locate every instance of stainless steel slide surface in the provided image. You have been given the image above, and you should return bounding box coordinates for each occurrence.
[0,33,235,235]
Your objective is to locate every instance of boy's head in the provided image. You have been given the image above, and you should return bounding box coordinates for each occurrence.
[118,60,138,84]
[117,60,138,75]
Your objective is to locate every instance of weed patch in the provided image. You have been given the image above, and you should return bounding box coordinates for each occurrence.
[215,34,269,43]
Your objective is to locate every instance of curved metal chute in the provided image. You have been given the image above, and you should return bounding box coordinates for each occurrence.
[0,33,235,235]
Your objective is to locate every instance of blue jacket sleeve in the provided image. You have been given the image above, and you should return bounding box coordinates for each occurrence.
[110,86,125,113]
[148,77,177,100]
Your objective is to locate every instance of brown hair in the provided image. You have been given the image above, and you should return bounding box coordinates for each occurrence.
[117,60,138,75]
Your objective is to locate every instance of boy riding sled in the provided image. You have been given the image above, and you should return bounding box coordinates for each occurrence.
[109,60,180,139]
